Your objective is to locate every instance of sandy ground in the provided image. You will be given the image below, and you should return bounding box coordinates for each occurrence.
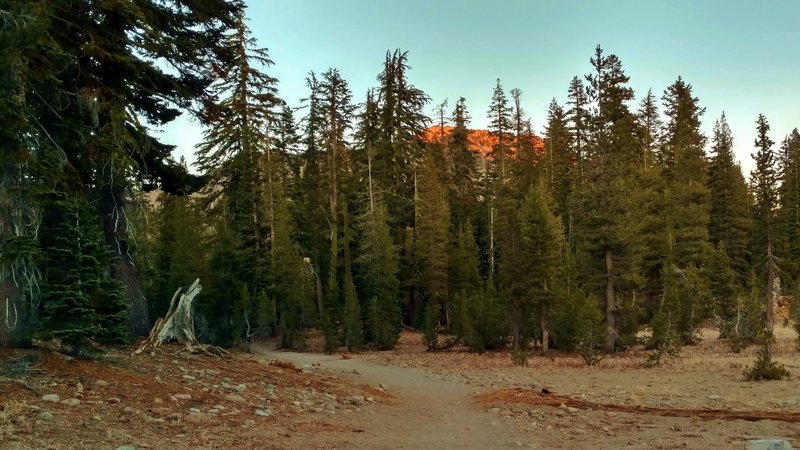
[2,326,799,449]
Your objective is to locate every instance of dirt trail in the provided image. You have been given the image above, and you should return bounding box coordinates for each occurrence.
[252,344,527,449]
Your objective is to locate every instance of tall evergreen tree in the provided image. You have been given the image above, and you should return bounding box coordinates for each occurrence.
[487,79,514,181]
[751,114,779,332]
[543,99,574,233]
[517,184,565,353]
[661,77,711,269]
[38,194,128,351]
[416,151,451,349]
[566,76,590,180]
[576,45,642,352]
[708,113,752,281]
[637,88,661,169]
[194,10,281,345]
[778,129,800,283]
[357,199,402,349]
[317,68,357,349]
[372,50,430,326]
[448,97,479,228]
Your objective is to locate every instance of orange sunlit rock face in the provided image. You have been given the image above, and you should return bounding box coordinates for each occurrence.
[422,126,545,160]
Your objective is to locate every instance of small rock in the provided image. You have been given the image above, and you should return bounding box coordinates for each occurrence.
[708,395,722,401]
[352,369,360,375]
[173,394,192,401]
[182,375,196,381]
[60,398,81,406]
[255,409,272,417]
[41,394,60,403]
[488,407,500,414]
[568,407,578,414]
[38,411,54,421]
[208,408,220,415]
[224,394,246,403]
[95,380,109,388]
[243,419,256,427]
[626,393,641,406]
[366,396,375,403]
[167,413,182,421]
[75,382,83,394]
[233,384,247,393]
[92,415,101,422]
[186,411,209,424]
[188,408,201,413]
[115,446,137,450]
[107,398,121,404]
[123,407,136,414]
[378,383,387,390]
[153,398,163,404]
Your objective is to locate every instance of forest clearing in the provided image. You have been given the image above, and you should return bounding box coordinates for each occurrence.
[3,1,800,449]
[2,326,799,449]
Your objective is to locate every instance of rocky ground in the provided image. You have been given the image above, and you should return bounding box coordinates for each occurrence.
[2,326,800,449]
[0,345,387,449]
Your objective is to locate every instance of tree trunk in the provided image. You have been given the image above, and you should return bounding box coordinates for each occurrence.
[100,186,149,336]
[604,250,617,352]
[541,315,550,353]
[0,284,27,348]
[765,238,775,334]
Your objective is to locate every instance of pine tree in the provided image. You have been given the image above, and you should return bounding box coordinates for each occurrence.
[517,184,565,353]
[372,50,430,326]
[751,114,779,332]
[746,114,788,380]
[637,89,661,169]
[38,194,128,352]
[647,264,683,365]
[416,151,451,350]
[708,113,752,282]
[317,68,357,350]
[778,129,800,283]
[448,97,478,228]
[49,0,240,335]
[294,72,330,321]
[487,79,514,181]
[661,77,711,269]
[708,244,742,339]
[0,0,58,345]
[566,76,590,180]
[543,99,574,232]
[147,194,208,320]
[358,199,402,349]
[448,221,483,341]
[272,181,315,349]
[576,46,642,352]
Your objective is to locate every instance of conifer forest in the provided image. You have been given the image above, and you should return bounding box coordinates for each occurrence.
[4,1,800,382]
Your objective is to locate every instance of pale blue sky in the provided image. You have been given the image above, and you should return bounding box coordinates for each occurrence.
[159,0,800,175]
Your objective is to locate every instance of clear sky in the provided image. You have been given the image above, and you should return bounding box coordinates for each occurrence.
[159,0,800,176]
